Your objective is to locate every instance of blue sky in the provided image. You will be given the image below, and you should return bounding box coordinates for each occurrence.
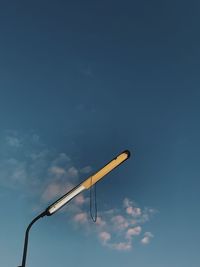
[0,1,200,267]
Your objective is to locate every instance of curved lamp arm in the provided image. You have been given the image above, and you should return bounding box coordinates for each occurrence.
[18,211,47,267]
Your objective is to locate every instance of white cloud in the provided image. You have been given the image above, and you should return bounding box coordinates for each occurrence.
[123,198,132,208]
[41,183,62,202]
[111,242,132,251]
[141,232,154,245]
[124,198,142,217]
[126,206,142,217]
[80,166,92,174]
[111,215,129,230]
[67,166,79,179]
[0,158,27,188]
[74,194,86,205]
[95,216,106,227]
[126,226,142,239]
[29,150,49,160]
[41,182,74,202]
[70,197,155,252]
[49,166,66,177]
[99,231,111,244]
[74,212,88,223]
[53,153,71,164]
[6,136,22,147]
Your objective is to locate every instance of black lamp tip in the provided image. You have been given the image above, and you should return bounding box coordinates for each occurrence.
[123,150,131,158]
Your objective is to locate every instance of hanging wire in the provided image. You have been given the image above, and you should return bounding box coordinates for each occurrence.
[90,175,97,222]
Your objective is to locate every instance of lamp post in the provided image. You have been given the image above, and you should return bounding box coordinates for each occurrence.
[18,150,131,267]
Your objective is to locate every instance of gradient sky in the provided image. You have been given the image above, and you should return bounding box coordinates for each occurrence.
[0,1,200,267]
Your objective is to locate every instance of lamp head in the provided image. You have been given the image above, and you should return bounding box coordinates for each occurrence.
[46,150,131,215]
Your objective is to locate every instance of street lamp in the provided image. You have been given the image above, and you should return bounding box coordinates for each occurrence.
[18,150,131,267]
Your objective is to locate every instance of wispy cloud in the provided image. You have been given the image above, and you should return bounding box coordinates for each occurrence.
[124,198,141,217]
[80,166,92,174]
[6,136,22,147]
[0,131,157,251]
[111,242,132,251]
[41,182,74,202]
[111,215,129,231]
[66,195,156,251]
[0,158,27,189]
[99,231,111,244]
[126,226,142,239]
[141,232,154,245]
[74,212,88,223]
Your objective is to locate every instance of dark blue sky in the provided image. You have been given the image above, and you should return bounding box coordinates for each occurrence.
[0,1,200,267]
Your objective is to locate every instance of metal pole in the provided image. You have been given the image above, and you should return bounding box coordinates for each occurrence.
[18,211,47,267]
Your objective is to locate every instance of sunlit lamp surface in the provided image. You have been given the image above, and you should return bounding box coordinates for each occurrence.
[47,150,131,215]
